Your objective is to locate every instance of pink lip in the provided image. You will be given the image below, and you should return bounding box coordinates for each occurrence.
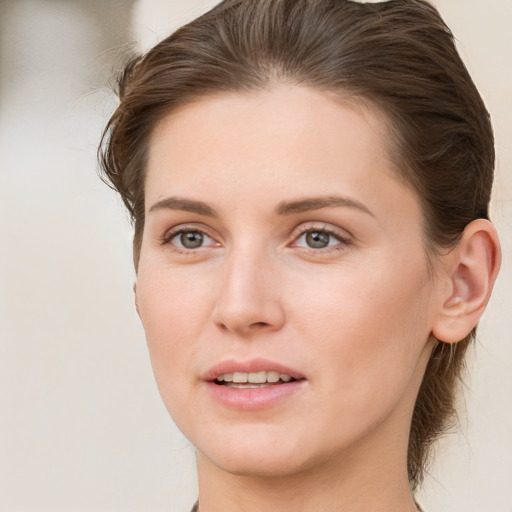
[202,358,307,411]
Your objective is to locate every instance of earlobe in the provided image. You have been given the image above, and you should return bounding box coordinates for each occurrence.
[432,219,501,344]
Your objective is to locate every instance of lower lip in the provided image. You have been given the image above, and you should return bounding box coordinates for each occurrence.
[205,380,306,410]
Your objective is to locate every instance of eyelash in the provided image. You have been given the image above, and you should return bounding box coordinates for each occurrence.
[290,225,353,254]
[160,223,353,255]
[160,224,218,254]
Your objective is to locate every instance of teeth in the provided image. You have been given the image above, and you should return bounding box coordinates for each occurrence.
[215,371,294,384]
[248,371,267,384]
[267,371,280,383]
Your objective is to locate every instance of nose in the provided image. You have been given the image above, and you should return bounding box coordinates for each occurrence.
[213,247,285,335]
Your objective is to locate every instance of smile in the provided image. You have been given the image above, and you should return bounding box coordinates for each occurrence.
[204,359,306,410]
[215,371,294,386]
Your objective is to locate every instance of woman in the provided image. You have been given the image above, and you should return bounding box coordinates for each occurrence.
[99,0,501,510]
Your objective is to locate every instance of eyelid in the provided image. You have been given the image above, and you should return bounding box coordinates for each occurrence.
[290,221,353,240]
[159,221,354,253]
[160,223,220,248]
[288,222,354,251]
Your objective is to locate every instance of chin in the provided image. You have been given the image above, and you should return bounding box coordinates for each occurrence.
[208,451,307,479]
[194,425,313,478]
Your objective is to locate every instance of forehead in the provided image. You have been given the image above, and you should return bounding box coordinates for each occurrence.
[145,85,420,224]
[150,85,390,142]
[149,87,392,176]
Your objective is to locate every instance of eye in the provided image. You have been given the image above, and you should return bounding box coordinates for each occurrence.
[302,231,334,249]
[292,227,350,251]
[166,229,216,250]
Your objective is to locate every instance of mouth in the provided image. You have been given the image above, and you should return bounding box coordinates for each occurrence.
[214,371,297,388]
[203,359,306,410]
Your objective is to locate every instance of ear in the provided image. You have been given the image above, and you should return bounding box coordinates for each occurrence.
[432,219,501,344]
[133,281,140,317]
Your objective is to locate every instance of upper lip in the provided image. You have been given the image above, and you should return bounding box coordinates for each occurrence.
[202,358,305,382]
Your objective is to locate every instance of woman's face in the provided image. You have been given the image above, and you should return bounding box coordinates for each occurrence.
[136,86,442,478]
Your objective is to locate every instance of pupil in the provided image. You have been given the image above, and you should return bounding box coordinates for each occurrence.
[306,231,329,248]
[181,231,203,249]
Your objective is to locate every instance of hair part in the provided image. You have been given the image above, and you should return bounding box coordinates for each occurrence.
[98,0,494,490]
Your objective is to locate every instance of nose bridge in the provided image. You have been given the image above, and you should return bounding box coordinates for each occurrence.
[214,238,284,334]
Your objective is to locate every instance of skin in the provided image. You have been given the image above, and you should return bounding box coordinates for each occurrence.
[134,85,499,511]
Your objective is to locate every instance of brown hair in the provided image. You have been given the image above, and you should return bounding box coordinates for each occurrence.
[98,0,494,490]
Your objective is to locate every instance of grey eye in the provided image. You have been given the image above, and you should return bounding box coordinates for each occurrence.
[305,231,331,249]
[178,231,205,249]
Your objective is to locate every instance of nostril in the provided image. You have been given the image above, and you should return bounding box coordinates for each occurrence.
[251,321,270,328]
[216,320,270,332]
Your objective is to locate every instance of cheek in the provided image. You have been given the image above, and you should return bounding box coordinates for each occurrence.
[137,256,215,332]
[284,258,434,452]
[295,254,433,391]
[135,272,210,435]
[296,254,430,332]
[135,263,215,390]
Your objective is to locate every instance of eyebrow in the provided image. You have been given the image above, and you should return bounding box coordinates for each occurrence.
[147,194,374,218]
[276,195,375,217]
[148,197,219,217]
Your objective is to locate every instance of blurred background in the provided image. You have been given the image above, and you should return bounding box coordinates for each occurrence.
[0,0,510,511]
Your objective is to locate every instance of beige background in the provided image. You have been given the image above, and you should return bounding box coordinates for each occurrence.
[0,0,510,510]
